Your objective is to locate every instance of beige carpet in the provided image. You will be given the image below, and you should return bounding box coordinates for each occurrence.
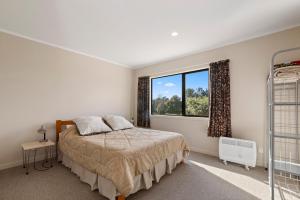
[0,152,270,200]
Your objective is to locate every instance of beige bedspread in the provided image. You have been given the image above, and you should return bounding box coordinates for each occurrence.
[59,126,189,196]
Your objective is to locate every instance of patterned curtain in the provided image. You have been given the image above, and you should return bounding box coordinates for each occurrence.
[208,59,232,137]
[137,76,150,128]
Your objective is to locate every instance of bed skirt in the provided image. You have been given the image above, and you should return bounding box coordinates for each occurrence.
[61,150,185,200]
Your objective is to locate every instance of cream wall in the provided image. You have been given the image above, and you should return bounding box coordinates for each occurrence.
[1,27,300,170]
[133,26,300,166]
[0,32,133,169]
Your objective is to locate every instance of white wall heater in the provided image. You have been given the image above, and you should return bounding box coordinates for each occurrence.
[219,136,257,170]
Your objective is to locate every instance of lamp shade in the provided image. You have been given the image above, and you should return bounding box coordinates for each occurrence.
[37,125,46,134]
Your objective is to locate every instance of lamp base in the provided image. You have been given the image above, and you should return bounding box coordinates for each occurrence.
[39,133,47,143]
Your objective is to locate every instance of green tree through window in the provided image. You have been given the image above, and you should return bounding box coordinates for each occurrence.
[151,69,209,117]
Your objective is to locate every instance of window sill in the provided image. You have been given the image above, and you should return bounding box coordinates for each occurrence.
[150,114,209,121]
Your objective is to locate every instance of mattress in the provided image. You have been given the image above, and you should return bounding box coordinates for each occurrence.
[58,126,189,196]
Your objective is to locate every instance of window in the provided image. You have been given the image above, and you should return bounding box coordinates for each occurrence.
[151,74,182,115]
[151,69,209,117]
[185,70,209,116]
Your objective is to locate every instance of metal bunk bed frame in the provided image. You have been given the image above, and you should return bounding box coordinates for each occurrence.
[269,46,300,200]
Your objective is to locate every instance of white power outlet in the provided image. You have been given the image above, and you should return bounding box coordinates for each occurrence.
[258,147,264,154]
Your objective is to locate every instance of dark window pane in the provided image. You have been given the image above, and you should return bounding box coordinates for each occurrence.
[151,74,182,115]
[185,70,209,116]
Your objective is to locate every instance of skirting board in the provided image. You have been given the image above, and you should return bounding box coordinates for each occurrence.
[189,146,218,157]
[0,148,264,170]
[0,153,56,171]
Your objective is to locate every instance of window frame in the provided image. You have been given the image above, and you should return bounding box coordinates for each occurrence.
[150,68,209,118]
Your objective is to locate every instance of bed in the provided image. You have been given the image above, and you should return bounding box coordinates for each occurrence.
[56,120,189,200]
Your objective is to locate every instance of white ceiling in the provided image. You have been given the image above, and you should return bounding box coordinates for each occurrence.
[1,0,300,68]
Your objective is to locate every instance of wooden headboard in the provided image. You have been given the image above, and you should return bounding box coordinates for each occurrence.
[55,120,75,143]
[55,120,75,160]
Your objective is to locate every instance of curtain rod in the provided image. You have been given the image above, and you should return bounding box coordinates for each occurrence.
[148,61,210,78]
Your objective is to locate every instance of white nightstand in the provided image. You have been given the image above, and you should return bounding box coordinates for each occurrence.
[21,140,55,174]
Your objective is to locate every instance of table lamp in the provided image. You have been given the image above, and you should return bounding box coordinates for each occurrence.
[37,125,48,142]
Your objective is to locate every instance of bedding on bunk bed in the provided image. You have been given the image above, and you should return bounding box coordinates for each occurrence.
[58,126,189,196]
[274,60,300,79]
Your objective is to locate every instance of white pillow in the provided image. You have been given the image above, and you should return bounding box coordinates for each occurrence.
[103,115,134,131]
[74,116,112,136]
